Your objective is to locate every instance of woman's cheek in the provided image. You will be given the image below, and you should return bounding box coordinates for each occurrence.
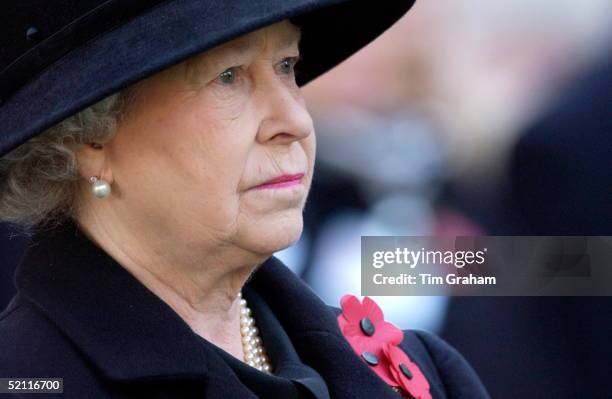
[205,82,250,118]
[305,134,316,166]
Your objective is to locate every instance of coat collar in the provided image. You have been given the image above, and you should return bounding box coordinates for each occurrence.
[14,219,401,397]
[15,219,213,380]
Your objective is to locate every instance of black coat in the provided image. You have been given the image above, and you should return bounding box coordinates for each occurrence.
[0,220,489,398]
[0,224,26,308]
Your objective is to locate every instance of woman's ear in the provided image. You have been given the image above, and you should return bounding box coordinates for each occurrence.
[75,142,114,184]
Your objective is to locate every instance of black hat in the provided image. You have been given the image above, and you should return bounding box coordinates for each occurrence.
[0,0,415,156]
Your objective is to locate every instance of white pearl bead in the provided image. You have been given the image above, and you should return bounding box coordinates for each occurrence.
[91,178,111,198]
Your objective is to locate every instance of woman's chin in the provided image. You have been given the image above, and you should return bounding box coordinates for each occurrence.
[239,213,304,256]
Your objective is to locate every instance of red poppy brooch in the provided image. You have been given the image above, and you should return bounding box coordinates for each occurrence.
[337,294,432,399]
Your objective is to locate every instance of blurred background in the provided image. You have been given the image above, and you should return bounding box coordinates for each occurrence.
[2,1,612,398]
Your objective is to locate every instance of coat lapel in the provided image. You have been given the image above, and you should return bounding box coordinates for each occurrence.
[247,257,404,398]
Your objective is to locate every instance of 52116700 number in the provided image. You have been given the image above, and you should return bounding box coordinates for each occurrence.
[0,378,63,393]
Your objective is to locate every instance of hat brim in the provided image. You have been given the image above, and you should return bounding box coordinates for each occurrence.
[0,0,415,155]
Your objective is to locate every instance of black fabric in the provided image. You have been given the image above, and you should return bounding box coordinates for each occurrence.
[198,286,330,399]
[0,0,415,155]
[0,224,27,310]
[0,218,490,398]
[0,0,168,99]
[2,0,137,70]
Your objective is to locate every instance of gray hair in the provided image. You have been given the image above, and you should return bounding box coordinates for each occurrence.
[0,91,130,230]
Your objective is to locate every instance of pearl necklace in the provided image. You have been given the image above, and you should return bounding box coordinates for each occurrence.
[238,291,272,373]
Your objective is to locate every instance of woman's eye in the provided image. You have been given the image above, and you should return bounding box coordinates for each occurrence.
[278,56,301,75]
[217,67,238,85]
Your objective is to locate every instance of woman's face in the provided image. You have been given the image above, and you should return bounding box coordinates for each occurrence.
[98,20,315,257]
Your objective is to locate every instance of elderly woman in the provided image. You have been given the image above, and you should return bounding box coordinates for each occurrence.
[0,1,489,398]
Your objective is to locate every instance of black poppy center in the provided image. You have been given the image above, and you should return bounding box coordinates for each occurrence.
[399,363,413,379]
[359,317,375,336]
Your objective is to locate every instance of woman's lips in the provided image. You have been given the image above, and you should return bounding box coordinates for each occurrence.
[253,173,304,190]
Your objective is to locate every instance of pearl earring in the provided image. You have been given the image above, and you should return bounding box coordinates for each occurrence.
[89,176,111,198]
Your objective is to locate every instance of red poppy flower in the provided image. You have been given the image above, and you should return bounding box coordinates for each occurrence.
[337,295,404,347]
[337,295,404,385]
[383,342,432,399]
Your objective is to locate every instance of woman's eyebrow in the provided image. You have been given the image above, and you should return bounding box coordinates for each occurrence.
[183,28,301,82]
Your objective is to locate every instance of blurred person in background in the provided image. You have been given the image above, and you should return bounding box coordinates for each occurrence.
[442,46,612,399]
[399,1,612,398]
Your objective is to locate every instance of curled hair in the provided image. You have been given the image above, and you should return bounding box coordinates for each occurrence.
[0,92,130,230]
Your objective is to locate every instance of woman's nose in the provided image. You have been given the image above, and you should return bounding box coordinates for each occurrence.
[255,79,313,145]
